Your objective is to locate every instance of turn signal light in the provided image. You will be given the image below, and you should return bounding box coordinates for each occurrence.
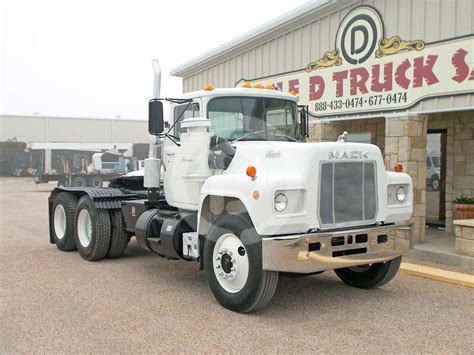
[204,84,215,91]
[394,163,403,172]
[246,165,257,178]
[242,82,252,88]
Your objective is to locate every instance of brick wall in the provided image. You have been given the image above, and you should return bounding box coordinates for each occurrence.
[308,118,385,153]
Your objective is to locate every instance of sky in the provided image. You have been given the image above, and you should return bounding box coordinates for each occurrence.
[0,0,308,120]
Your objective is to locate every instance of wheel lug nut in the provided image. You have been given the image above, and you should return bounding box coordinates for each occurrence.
[231,267,236,271]
[216,265,221,269]
[231,259,236,263]
[216,256,220,261]
[219,271,223,276]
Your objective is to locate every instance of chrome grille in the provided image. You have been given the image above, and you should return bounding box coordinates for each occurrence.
[319,161,377,227]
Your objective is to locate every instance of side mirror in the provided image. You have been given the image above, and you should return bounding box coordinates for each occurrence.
[149,99,164,135]
[298,105,309,138]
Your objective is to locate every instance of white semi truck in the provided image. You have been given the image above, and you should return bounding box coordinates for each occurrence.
[49,61,413,313]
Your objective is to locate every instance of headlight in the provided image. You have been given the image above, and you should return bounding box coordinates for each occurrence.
[396,186,407,202]
[274,193,288,212]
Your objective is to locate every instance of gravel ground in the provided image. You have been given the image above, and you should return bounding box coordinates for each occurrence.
[1,177,473,353]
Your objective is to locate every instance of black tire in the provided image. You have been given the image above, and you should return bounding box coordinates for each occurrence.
[90,176,103,187]
[334,256,402,289]
[430,175,440,191]
[203,214,279,313]
[74,196,111,261]
[51,192,78,251]
[72,176,87,187]
[106,209,128,259]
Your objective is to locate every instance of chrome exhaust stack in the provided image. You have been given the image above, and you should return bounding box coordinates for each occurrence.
[144,59,162,189]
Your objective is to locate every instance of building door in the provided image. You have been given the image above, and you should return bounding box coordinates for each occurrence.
[426,130,447,226]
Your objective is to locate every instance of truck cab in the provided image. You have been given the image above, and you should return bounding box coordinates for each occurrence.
[48,65,413,313]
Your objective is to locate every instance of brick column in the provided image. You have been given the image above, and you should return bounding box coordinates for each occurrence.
[385,115,428,243]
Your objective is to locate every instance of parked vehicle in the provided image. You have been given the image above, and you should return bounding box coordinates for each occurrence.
[426,153,441,191]
[48,60,413,313]
[34,147,144,187]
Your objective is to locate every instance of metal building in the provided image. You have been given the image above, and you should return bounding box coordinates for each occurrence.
[0,115,148,143]
[171,0,474,259]
[0,115,149,177]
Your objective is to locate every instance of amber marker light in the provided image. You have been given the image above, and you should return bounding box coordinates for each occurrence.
[204,84,215,91]
[394,163,403,172]
[246,166,257,180]
[253,83,264,89]
[242,82,252,88]
[252,191,260,200]
[289,90,297,95]
[264,84,274,90]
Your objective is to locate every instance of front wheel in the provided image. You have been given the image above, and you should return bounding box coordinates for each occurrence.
[430,175,440,191]
[203,214,278,313]
[334,256,402,289]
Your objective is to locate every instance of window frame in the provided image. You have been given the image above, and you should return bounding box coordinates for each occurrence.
[206,96,299,141]
[172,101,201,139]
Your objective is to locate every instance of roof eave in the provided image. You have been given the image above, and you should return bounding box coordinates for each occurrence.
[170,0,350,78]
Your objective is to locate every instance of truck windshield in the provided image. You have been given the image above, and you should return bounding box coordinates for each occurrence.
[207,96,299,141]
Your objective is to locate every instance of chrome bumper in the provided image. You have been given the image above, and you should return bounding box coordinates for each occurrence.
[262,224,412,273]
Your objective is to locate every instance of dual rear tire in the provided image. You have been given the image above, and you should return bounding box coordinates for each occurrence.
[51,193,128,260]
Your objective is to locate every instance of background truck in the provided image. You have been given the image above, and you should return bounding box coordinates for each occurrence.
[48,60,413,313]
[34,144,149,187]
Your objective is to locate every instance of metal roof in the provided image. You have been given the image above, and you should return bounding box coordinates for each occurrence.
[170,0,345,78]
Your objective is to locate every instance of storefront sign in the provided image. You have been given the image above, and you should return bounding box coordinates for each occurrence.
[238,6,474,117]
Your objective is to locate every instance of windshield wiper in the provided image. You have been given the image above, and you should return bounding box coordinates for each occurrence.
[232,130,266,142]
[232,130,298,142]
[268,133,298,142]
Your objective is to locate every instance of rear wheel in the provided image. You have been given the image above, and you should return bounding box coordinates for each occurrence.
[75,196,111,261]
[106,209,129,258]
[72,176,87,187]
[334,256,402,289]
[203,214,279,313]
[51,192,77,251]
[89,176,103,187]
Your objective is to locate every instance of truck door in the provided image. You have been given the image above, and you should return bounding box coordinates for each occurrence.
[163,99,204,209]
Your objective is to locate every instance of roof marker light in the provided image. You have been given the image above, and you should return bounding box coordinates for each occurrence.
[253,83,264,89]
[264,84,274,90]
[242,82,252,88]
[394,163,403,172]
[204,84,215,91]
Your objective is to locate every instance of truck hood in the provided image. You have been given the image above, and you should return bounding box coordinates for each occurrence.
[226,141,385,176]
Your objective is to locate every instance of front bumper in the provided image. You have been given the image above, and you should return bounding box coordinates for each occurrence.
[262,224,412,273]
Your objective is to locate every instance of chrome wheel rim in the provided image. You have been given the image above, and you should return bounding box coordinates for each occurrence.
[77,209,92,247]
[212,233,249,293]
[53,204,67,239]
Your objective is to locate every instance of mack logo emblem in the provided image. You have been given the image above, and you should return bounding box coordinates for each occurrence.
[265,150,281,158]
[329,150,369,160]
